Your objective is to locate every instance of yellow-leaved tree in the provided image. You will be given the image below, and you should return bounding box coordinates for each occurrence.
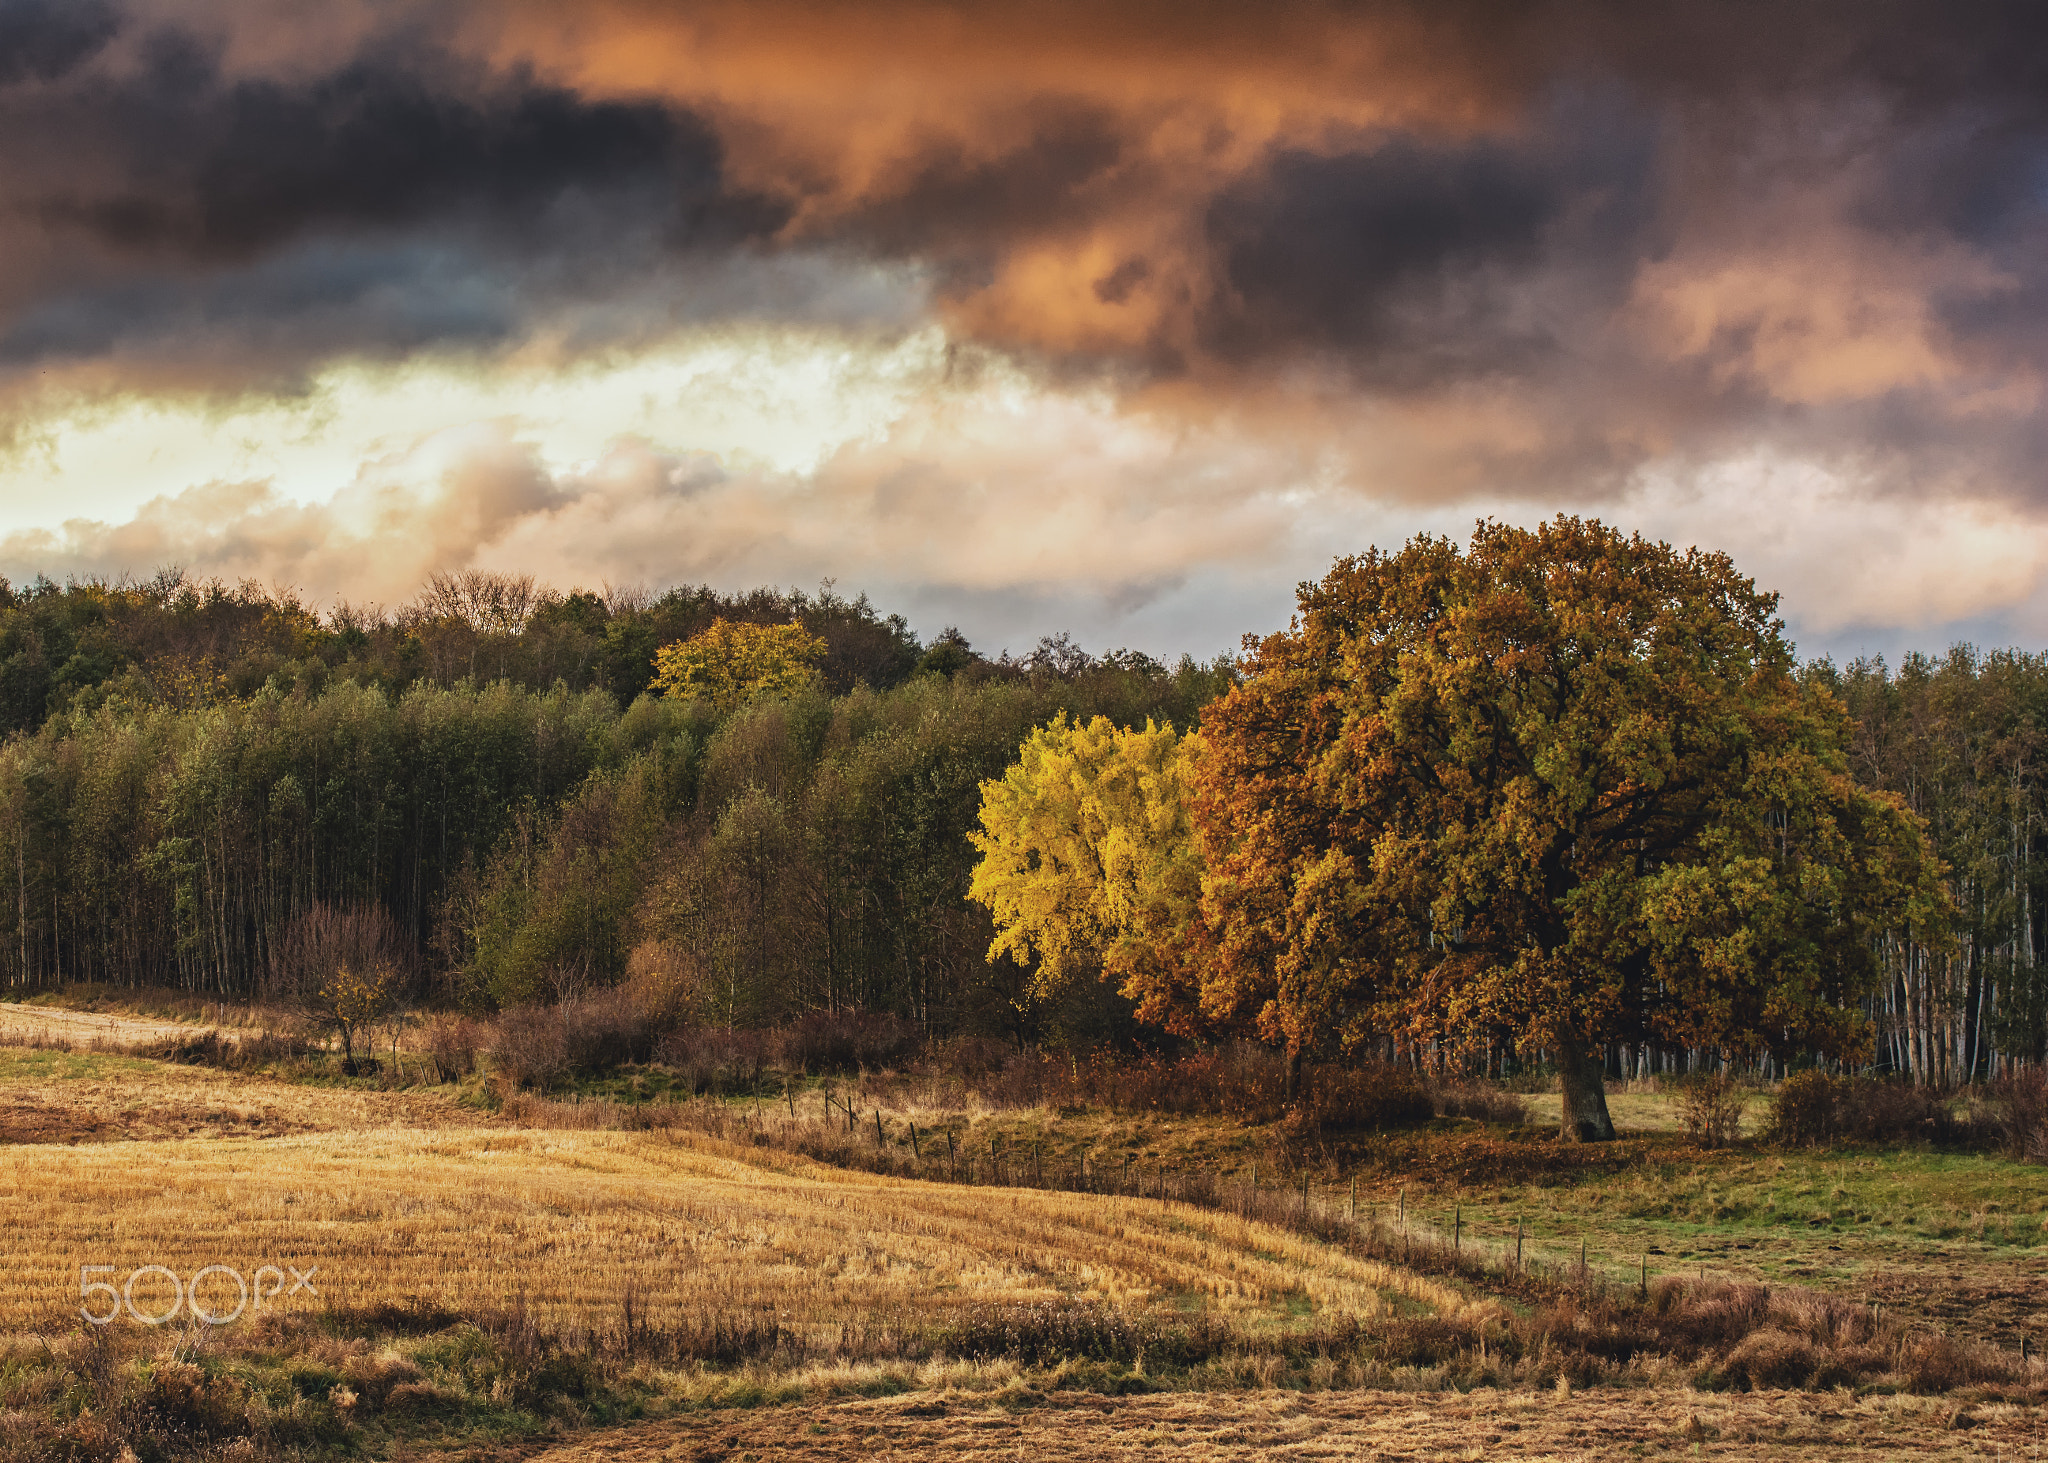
[652,618,826,711]
[966,715,1209,1029]
[316,965,395,1075]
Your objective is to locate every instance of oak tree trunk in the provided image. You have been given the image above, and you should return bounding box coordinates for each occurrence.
[1558,1044,1616,1141]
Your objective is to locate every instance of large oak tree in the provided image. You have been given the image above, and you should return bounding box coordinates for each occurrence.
[1187,518,1950,1138]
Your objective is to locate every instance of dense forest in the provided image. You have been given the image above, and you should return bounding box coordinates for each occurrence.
[0,568,2042,1079]
[0,571,1227,1047]
[1819,652,2048,1079]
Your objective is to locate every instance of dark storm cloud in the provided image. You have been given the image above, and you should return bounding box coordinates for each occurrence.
[0,0,119,85]
[7,0,2048,513]
[1200,134,1575,380]
[47,47,724,262]
[830,100,1128,264]
[0,2,789,387]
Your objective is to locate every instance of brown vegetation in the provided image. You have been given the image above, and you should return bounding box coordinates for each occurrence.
[525,1386,2048,1462]
[1764,1072,1970,1148]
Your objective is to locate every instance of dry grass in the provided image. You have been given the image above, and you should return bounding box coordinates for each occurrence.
[0,1116,1463,1343]
[4,1042,2043,1458]
[0,1046,475,1144]
[0,1001,226,1048]
[532,1386,2048,1461]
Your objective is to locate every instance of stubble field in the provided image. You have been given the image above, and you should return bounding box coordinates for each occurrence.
[532,1386,2048,1462]
[0,1096,1457,1341]
[1,1038,2044,1461]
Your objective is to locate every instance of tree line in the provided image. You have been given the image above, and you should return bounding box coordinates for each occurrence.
[1819,649,2048,1081]
[0,542,2043,1107]
[0,568,1226,1052]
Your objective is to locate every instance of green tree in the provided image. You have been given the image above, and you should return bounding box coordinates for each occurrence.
[1191,518,1951,1138]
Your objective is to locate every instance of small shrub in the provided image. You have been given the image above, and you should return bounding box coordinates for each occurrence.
[1291,1063,1434,1133]
[1719,1326,1819,1388]
[657,1025,773,1094]
[1989,1065,2048,1163]
[1766,1070,1837,1145]
[485,1004,569,1090]
[774,1010,923,1074]
[1431,1080,1530,1125]
[420,1012,479,1083]
[485,991,657,1089]
[1766,1071,1964,1147]
[558,988,654,1070]
[1682,1072,1744,1147]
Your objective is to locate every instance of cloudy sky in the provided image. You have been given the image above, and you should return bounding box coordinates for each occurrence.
[1,0,2044,660]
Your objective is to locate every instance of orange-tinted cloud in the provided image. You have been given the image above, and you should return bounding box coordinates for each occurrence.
[5,0,2048,653]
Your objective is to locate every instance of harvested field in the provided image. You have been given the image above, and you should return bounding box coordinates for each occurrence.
[531,1386,2048,1461]
[2,1042,2042,1460]
[0,1047,479,1144]
[0,1120,1458,1339]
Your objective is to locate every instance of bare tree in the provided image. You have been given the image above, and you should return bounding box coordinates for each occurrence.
[269,904,420,1074]
[413,571,547,636]
[601,580,653,617]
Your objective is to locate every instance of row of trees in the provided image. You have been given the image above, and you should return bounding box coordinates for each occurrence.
[0,594,1228,1049]
[0,568,939,737]
[0,535,2044,1132]
[1822,650,2048,1082]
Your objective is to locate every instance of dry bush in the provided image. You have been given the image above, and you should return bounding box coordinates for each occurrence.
[1765,1071,1965,1147]
[559,988,656,1069]
[1430,1080,1530,1125]
[923,1034,1014,1078]
[1290,1064,1435,1133]
[1681,1072,1744,1146]
[657,1025,773,1093]
[485,990,656,1090]
[420,1011,480,1082]
[775,1009,923,1074]
[486,1003,569,1089]
[622,940,702,1033]
[1988,1065,2048,1163]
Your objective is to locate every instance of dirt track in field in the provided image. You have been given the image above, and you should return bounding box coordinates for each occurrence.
[0,1002,214,1047]
[529,1387,2046,1461]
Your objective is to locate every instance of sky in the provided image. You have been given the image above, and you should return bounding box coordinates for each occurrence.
[1,0,2046,662]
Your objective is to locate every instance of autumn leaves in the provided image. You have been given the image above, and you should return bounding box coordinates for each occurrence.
[970,519,1951,1140]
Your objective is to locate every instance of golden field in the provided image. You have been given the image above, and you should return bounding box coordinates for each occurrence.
[1,1039,2043,1461]
[0,1070,1460,1342]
